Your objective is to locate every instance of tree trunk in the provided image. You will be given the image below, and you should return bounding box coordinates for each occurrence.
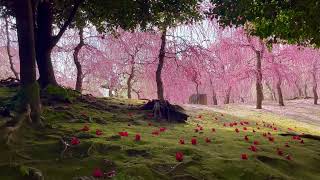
[256,50,263,109]
[224,86,231,104]
[127,59,135,99]
[35,0,57,88]
[295,81,303,98]
[195,82,199,104]
[156,29,167,101]
[210,79,218,105]
[73,28,84,92]
[312,70,318,105]
[5,15,19,80]
[266,82,277,101]
[14,0,41,125]
[304,84,308,99]
[277,79,285,106]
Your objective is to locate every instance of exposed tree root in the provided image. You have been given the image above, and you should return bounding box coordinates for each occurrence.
[279,133,320,141]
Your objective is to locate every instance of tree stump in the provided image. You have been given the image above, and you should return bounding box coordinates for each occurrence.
[141,100,188,123]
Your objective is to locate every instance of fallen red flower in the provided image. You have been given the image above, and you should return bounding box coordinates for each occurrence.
[235,128,239,133]
[244,135,249,141]
[135,134,141,141]
[249,145,257,152]
[179,139,185,144]
[277,149,283,156]
[241,153,248,160]
[119,131,129,137]
[198,115,202,119]
[71,137,80,145]
[160,127,166,132]
[268,136,275,142]
[176,152,184,162]
[205,137,211,143]
[81,125,89,132]
[243,127,247,131]
[93,168,103,178]
[191,138,197,145]
[152,131,159,136]
[96,129,103,136]
[286,155,292,160]
[223,123,226,127]
[253,140,259,145]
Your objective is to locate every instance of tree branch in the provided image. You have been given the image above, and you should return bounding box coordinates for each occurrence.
[51,0,84,48]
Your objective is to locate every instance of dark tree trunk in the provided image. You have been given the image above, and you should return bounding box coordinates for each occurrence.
[224,86,231,104]
[127,59,135,99]
[277,79,285,106]
[312,70,318,105]
[304,84,308,99]
[14,0,41,125]
[195,82,200,104]
[210,79,218,105]
[35,0,57,87]
[156,29,167,101]
[295,81,303,98]
[256,50,263,109]
[5,15,19,80]
[73,28,84,92]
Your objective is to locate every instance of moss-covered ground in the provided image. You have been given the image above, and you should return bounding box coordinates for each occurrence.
[0,87,319,180]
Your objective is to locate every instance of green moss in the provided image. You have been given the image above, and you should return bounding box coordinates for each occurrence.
[1,86,320,180]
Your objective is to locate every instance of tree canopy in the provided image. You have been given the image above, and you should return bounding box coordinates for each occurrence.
[209,0,320,47]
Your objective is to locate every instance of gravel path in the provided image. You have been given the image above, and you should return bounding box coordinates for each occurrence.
[184,99,320,131]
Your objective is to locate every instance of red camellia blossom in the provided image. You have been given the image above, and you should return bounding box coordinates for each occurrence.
[135,134,141,141]
[268,137,275,142]
[286,155,292,161]
[92,168,103,178]
[235,128,239,133]
[176,152,184,162]
[273,127,277,131]
[96,129,103,136]
[71,137,80,145]
[160,127,166,132]
[229,123,233,127]
[249,145,257,152]
[191,138,197,145]
[253,140,259,145]
[179,139,185,144]
[119,131,129,137]
[240,122,244,126]
[81,125,89,132]
[277,149,283,156]
[241,154,248,160]
[244,135,249,141]
[205,137,211,143]
[152,131,159,136]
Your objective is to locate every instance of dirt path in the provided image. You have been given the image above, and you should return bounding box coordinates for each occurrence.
[184,99,320,131]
